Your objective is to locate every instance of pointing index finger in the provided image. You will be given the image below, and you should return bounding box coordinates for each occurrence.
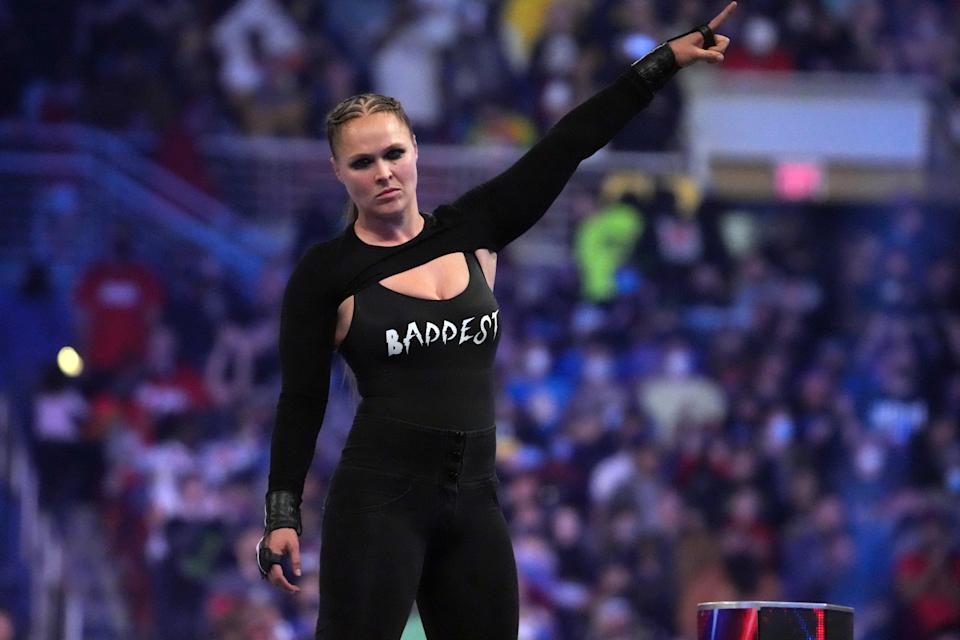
[708,1,738,31]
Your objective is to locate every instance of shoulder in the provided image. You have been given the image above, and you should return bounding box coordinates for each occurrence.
[429,204,464,227]
[285,234,349,304]
[297,235,342,266]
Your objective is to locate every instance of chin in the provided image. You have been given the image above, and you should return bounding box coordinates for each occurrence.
[370,199,408,217]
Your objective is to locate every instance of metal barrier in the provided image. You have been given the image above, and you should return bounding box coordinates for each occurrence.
[0,394,83,640]
[198,135,685,266]
[0,122,267,289]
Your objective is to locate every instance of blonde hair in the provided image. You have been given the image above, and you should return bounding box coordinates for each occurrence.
[325,93,415,224]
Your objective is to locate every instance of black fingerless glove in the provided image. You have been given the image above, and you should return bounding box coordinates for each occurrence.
[630,22,715,93]
[264,489,303,536]
[630,43,680,93]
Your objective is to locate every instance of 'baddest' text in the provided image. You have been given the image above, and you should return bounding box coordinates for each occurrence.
[386,310,499,356]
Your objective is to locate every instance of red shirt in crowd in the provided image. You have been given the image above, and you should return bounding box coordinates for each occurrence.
[75,262,165,370]
[895,550,960,636]
[724,48,795,72]
[135,364,210,420]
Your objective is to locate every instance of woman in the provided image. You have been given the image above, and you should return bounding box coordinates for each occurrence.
[257,5,736,638]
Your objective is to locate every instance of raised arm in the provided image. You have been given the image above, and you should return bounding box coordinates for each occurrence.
[448,3,735,251]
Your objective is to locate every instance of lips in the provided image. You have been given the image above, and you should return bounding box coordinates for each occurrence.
[376,188,401,199]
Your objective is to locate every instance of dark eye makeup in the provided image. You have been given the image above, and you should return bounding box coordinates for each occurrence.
[349,147,406,170]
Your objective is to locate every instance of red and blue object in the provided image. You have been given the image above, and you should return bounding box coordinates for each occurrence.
[698,601,854,640]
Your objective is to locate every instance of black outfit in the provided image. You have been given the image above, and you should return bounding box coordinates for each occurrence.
[262,44,681,640]
[338,251,501,429]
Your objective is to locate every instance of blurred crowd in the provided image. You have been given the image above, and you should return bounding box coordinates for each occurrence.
[3,1,960,639]
[3,185,960,639]
[4,0,960,154]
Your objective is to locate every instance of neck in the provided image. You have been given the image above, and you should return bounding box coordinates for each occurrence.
[354,206,423,246]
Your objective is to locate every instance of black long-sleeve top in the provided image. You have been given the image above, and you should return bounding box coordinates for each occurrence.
[268,60,673,497]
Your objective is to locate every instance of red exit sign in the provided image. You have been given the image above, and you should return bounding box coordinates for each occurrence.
[775,161,824,201]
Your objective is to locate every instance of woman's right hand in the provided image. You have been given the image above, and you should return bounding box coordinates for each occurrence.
[260,527,302,593]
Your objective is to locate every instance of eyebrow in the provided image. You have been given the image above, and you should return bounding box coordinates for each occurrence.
[346,144,406,163]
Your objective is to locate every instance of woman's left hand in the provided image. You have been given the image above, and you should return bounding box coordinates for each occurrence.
[668,1,737,67]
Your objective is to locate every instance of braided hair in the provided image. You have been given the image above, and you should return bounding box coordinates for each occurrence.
[325,94,415,224]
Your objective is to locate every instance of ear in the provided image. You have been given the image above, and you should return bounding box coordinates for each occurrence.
[412,134,418,161]
[330,156,342,182]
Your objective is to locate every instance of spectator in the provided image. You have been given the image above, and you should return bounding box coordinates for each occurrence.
[211,0,305,102]
[593,0,686,149]
[725,14,796,71]
[29,364,98,531]
[235,31,309,136]
[0,609,15,640]
[73,227,165,386]
[443,1,516,141]
[462,101,537,146]
[638,337,727,446]
[585,595,639,640]
[573,194,645,303]
[29,182,84,282]
[134,325,211,430]
[371,1,459,139]
[0,262,74,421]
[786,1,855,71]
[528,0,586,130]
[203,263,283,408]
[895,510,960,639]
[590,431,664,531]
[165,256,247,369]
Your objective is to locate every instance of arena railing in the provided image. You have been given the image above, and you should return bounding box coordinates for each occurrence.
[0,122,267,289]
[197,136,685,266]
[0,394,84,640]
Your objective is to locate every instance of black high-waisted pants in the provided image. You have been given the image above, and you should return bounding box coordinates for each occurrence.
[315,414,519,639]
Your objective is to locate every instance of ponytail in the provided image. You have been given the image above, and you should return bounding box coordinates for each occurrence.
[343,201,359,229]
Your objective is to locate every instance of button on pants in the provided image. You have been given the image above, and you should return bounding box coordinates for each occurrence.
[315,414,519,639]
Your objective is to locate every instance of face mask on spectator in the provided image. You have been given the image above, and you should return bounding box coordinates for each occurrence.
[744,16,778,57]
[583,355,614,383]
[524,346,552,378]
[854,442,886,480]
[946,465,960,493]
[766,411,795,452]
[664,348,693,377]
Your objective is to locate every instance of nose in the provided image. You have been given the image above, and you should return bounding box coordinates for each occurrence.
[373,158,392,183]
